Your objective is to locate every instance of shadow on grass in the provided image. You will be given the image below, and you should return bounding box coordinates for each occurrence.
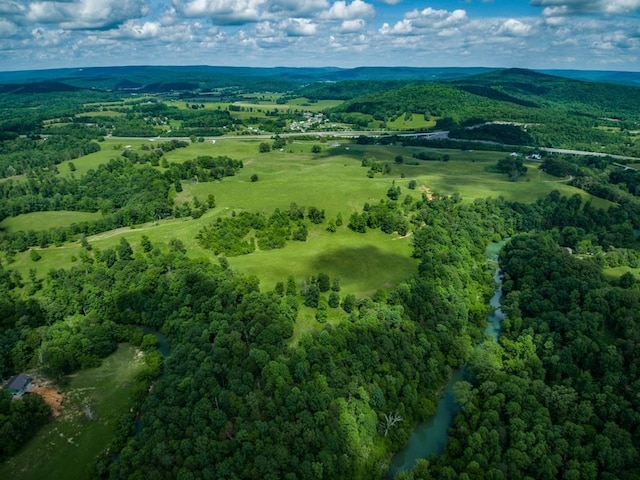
[310,244,417,286]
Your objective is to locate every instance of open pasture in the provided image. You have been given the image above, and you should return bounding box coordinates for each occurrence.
[13,138,614,299]
[386,114,436,131]
[56,138,153,178]
[0,211,102,233]
[604,266,640,280]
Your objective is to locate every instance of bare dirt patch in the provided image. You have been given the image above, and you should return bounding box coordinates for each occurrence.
[30,381,64,417]
[419,185,434,200]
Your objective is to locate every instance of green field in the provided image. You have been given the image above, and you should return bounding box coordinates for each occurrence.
[167,98,341,114]
[386,114,436,131]
[14,138,613,296]
[56,139,152,178]
[0,344,146,480]
[604,266,640,280]
[0,211,102,233]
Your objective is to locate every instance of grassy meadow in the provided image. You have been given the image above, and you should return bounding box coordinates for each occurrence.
[12,137,614,296]
[0,344,146,480]
[0,211,102,233]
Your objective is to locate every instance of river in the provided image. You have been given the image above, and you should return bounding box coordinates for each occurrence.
[386,245,505,478]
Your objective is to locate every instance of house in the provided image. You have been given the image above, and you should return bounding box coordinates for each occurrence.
[4,373,32,398]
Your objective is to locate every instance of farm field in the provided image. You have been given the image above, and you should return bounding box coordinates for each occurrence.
[12,137,614,294]
[0,344,147,480]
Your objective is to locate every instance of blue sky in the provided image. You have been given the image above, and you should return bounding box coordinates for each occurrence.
[1,0,639,72]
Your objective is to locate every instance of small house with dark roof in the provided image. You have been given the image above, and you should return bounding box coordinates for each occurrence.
[4,373,32,398]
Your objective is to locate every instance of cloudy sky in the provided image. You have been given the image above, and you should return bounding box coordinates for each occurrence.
[1,0,639,72]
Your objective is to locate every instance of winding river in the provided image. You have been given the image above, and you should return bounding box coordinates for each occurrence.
[387,245,505,478]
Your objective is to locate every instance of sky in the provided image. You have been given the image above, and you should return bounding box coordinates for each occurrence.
[1,0,640,72]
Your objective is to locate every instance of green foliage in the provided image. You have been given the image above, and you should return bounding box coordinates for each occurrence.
[423,229,640,479]
[328,291,341,308]
[259,142,271,153]
[307,206,325,224]
[29,249,41,262]
[496,155,528,180]
[0,389,51,460]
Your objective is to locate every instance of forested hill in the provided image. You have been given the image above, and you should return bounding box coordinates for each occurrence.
[3,65,639,93]
[331,69,640,124]
[450,68,640,118]
[0,66,493,93]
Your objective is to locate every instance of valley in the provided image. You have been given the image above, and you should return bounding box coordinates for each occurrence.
[0,66,639,479]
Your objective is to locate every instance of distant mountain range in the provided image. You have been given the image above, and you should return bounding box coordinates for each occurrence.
[0,65,639,93]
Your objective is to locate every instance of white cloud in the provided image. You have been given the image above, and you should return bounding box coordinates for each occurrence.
[1,0,640,73]
[31,26,67,45]
[26,0,148,29]
[380,7,467,35]
[0,1,25,15]
[406,8,467,29]
[174,0,265,24]
[283,18,317,36]
[339,19,365,32]
[498,18,534,36]
[531,0,640,16]
[379,19,411,35]
[114,20,162,39]
[0,18,18,37]
[268,0,328,17]
[321,0,375,21]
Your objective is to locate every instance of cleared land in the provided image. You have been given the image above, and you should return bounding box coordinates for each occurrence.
[0,211,102,233]
[13,137,613,295]
[0,344,146,480]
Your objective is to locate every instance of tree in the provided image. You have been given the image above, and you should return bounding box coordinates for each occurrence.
[317,273,330,292]
[116,237,133,261]
[168,238,186,254]
[387,183,401,201]
[286,276,297,296]
[80,234,92,251]
[29,249,41,262]
[342,293,357,313]
[497,155,527,181]
[304,283,320,308]
[316,296,328,323]
[259,142,271,153]
[140,235,153,253]
[311,145,322,154]
[328,291,340,308]
[307,206,325,224]
[394,155,404,164]
[380,411,403,436]
[272,135,286,150]
[292,223,308,241]
[251,174,259,182]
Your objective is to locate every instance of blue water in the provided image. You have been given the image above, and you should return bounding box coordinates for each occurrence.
[387,245,505,478]
[385,369,465,478]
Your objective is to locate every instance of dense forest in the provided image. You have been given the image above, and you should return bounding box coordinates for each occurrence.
[1,67,640,479]
[412,230,640,480]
